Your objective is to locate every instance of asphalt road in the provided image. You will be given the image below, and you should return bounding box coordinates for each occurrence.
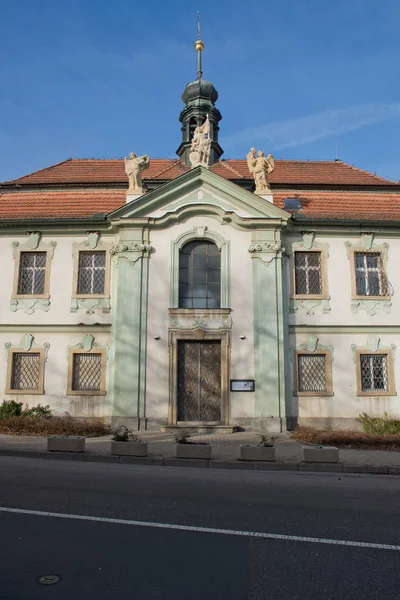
[0,456,399,599]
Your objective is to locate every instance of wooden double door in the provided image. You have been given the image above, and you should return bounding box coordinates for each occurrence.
[177,341,221,422]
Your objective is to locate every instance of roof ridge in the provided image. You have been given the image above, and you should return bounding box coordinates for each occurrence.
[216,161,245,178]
[152,159,187,178]
[5,158,73,183]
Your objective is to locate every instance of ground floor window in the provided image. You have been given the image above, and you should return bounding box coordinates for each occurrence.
[6,349,45,394]
[67,349,106,395]
[294,350,333,396]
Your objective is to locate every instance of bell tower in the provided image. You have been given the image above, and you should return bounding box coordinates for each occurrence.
[176,18,223,166]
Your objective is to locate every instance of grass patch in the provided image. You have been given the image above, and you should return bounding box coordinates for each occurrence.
[291,426,400,451]
[0,416,109,437]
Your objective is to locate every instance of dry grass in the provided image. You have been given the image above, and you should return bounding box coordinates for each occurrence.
[291,426,400,451]
[0,416,109,437]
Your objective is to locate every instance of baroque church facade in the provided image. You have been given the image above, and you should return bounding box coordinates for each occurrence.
[1,39,400,432]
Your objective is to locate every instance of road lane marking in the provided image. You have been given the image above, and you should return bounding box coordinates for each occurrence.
[0,505,399,551]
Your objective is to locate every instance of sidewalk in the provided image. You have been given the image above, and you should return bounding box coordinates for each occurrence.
[0,431,399,474]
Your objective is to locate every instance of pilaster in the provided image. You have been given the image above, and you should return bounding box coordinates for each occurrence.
[110,232,151,429]
[249,231,287,431]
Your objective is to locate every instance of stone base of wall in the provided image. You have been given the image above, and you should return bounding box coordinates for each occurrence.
[286,417,362,431]
[231,417,288,433]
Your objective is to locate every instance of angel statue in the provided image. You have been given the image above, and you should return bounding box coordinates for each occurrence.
[247,148,275,192]
[189,115,212,168]
[125,152,150,193]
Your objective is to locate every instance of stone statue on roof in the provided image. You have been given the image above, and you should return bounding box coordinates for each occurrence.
[125,152,150,194]
[189,115,211,168]
[247,148,274,193]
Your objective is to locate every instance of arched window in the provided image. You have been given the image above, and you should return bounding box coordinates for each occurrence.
[179,241,221,309]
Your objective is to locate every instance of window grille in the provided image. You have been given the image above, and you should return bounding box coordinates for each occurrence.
[360,354,388,392]
[11,352,40,390]
[354,252,387,296]
[17,252,47,295]
[297,354,327,392]
[294,252,322,295]
[77,251,106,295]
[72,353,102,391]
[179,241,221,309]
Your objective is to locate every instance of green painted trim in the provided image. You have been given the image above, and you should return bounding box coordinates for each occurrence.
[66,333,109,360]
[290,325,400,334]
[251,232,286,424]
[351,336,396,363]
[170,226,230,308]
[4,334,50,361]
[0,324,111,333]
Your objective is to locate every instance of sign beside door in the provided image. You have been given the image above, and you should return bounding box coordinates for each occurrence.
[230,380,255,392]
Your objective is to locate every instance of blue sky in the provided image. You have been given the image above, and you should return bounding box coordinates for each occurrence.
[1,0,400,181]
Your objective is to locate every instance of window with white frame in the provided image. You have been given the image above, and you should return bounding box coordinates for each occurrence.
[354,252,387,297]
[77,251,106,295]
[294,251,322,295]
[17,252,47,295]
[359,353,388,392]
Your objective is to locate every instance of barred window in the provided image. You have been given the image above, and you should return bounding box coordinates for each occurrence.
[179,241,221,309]
[294,252,322,295]
[297,354,327,392]
[17,252,47,295]
[354,252,387,296]
[77,251,106,295]
[11,352,40,391]
[72,353,102,392]
[360,354,388,392]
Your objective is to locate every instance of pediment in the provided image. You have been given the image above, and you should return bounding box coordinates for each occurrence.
[108,166,290,223]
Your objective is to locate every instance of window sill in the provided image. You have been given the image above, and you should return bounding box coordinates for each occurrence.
[66,390,107,396]
[12,294,50,300]
[356,391,397,397]
[291,295,329,301]
[294,391,334,397]
[5,388,44,395]
[352,296,391,302]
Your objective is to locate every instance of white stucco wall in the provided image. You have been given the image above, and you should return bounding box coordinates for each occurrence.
[0,234,115,326]
[289,332,400,420]
[0,331,112,418]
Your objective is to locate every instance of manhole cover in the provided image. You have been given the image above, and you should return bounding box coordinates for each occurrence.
[37,574,60,585]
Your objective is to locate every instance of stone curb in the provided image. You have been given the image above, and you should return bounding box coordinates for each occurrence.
[0,449,399,475]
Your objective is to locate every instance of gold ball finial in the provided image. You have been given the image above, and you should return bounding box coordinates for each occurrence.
[194,39,204,52]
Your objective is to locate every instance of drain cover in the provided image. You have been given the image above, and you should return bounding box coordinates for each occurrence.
[37,574,60,585]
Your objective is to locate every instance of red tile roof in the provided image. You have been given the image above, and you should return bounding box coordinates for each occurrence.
[2,158,398,187]
[0,191,125,219]
[274,191,400,221]
[1,189,400,222]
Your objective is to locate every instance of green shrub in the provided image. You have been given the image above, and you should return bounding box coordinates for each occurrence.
[22,404,52,419]
[0,400,23,419]
[357,413,400,435]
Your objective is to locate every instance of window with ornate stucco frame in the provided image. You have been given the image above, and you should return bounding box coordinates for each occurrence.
[5,334,49,395]
[11,233,56,313]
[292,336,333,397]
[66,334,108,396]
[346,234,391,315]
[170,226,230,308]
[290,248,329,300]
[289,232,330,315]
[71,232,112,314]
[352,337,396,397]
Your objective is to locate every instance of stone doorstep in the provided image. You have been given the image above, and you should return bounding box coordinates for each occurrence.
[161,425,240,434]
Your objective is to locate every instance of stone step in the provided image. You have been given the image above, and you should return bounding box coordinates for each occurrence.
[161,425,240,434]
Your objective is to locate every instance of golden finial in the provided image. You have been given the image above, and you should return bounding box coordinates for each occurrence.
[194,39,204,52]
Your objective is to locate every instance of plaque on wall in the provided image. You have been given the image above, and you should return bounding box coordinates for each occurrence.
[230,380,255,392]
